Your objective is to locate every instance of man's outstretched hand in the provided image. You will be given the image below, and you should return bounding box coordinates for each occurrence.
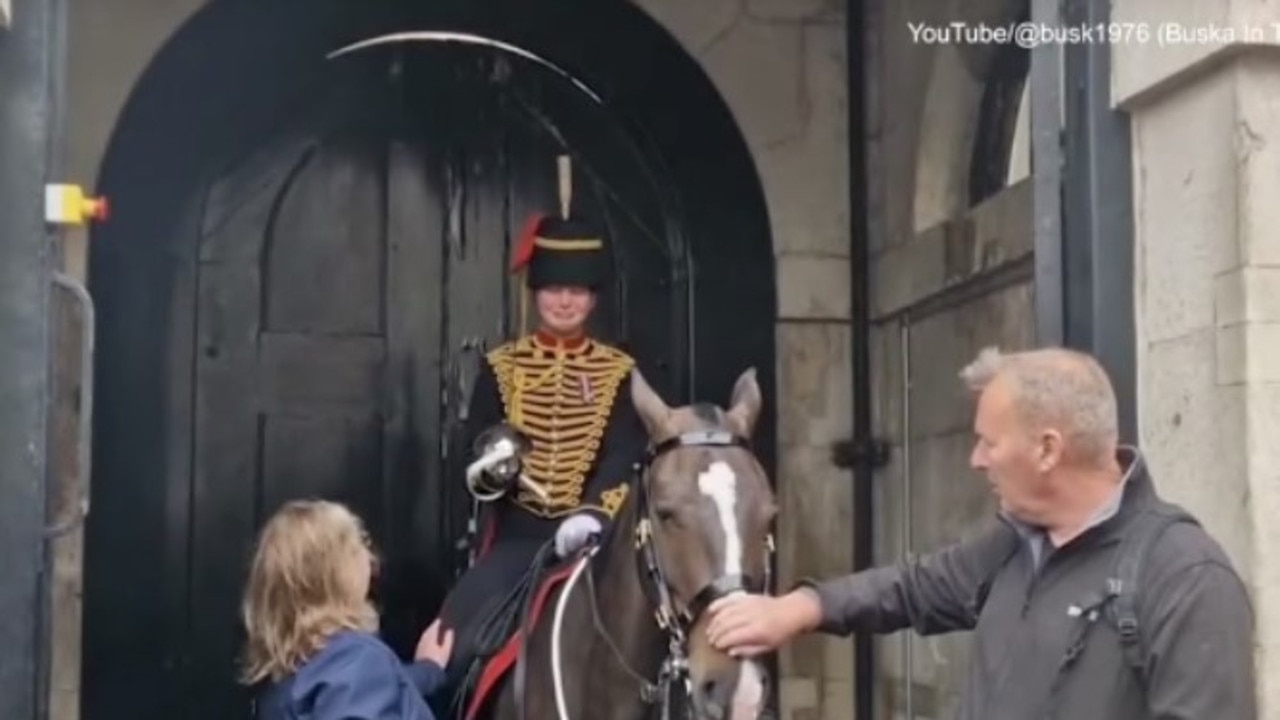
[705,589,823,657]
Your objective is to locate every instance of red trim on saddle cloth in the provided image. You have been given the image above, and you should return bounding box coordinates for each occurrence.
[463,558,584,720]
[477,515,498,560]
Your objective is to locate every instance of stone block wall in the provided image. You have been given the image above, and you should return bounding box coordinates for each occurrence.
[1115,0,1280,713]
[865,0,1037,717]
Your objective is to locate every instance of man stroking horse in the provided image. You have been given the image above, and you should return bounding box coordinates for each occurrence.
[428,190,649,716]
[478,367,778,720]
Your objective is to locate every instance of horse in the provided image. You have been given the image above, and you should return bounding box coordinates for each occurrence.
[460,367,779,720]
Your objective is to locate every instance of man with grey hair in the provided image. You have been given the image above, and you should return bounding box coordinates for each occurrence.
[706,346,1255,720]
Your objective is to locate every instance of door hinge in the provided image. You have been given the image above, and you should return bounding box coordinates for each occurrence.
[830,437,892,470]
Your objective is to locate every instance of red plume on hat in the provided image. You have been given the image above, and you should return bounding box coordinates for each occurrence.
[510,154,573,274]
[510,212,544,273]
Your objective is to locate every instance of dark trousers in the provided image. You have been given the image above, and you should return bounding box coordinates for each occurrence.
[428,506,560,717]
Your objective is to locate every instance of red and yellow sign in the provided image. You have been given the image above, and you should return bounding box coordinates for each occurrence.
[45,184,109,226]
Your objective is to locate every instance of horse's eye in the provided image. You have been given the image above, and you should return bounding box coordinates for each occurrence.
[654,506,679,523]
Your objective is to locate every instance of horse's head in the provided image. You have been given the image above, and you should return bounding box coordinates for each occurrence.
[629,368,777,720]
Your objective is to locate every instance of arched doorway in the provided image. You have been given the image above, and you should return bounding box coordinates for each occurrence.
[82,1,774,718]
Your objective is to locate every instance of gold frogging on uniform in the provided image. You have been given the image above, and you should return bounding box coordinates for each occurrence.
[598,483,630,518]
[487,335,634,518]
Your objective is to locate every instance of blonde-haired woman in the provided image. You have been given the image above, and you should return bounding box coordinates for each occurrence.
[241,499,452,720]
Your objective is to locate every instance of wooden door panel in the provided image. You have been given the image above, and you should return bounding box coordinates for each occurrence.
[198,138,317,264]
[263,138,386,335]
[256,333,388,524]
[257,333,385,412]
[189,133,398,716]
[259,414,386,527]
[191,256,265,717]
[384,137,452,602]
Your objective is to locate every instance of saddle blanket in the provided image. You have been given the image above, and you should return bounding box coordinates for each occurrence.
[463,556,586,720]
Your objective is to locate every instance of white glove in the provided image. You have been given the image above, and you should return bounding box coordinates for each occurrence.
[554,513,603,558]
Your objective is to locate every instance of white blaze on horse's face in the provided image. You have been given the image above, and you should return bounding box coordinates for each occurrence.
[734,661,766,720]
[697,460,742,578]
[696,460,766,720]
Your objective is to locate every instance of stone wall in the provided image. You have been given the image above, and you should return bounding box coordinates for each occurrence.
[865,0,1035,718]
[1114,0,1280,713]
[50,3,210,717]
[632,2,857,718]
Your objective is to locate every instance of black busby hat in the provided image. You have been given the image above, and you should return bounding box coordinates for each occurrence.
[512,215,609,290]
[510,156,610,291]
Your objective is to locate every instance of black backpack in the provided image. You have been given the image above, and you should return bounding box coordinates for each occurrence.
[1102,503,1200,684]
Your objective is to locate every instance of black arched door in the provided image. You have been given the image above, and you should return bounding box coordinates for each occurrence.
[179,45,687,717]
[84,2,774,719]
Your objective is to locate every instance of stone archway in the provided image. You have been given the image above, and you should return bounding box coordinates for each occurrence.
[80,1,775,718]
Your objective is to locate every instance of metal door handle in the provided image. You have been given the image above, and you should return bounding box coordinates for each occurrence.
[45,271,94,538]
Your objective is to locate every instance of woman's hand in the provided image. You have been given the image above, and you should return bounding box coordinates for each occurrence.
[414,619,454,667]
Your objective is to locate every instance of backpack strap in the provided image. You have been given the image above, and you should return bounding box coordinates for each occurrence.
[969,524,1023,624]
[1106,504,1200,685]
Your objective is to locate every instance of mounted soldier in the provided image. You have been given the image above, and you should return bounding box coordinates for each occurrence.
[429,158,648,717]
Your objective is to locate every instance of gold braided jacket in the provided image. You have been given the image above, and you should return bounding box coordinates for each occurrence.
[485,334,635,519]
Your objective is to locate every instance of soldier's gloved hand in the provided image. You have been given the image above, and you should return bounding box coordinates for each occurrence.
[554,513,603,557]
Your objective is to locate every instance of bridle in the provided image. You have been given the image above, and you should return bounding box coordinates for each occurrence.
[550,428,776,720]
[635,429,775,692]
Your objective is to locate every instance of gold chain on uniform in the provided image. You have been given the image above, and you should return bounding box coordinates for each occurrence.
[487,335,633,518]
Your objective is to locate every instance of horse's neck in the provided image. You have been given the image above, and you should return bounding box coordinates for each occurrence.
[591,496,666,679]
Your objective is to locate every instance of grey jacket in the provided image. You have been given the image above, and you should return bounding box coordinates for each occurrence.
[805,449,1256,720]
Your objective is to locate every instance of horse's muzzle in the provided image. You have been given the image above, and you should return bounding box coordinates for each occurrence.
[693,659,770,720]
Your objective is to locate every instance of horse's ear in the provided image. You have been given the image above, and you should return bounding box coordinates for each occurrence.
[630,369,672,436]
[726,367,763,437]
